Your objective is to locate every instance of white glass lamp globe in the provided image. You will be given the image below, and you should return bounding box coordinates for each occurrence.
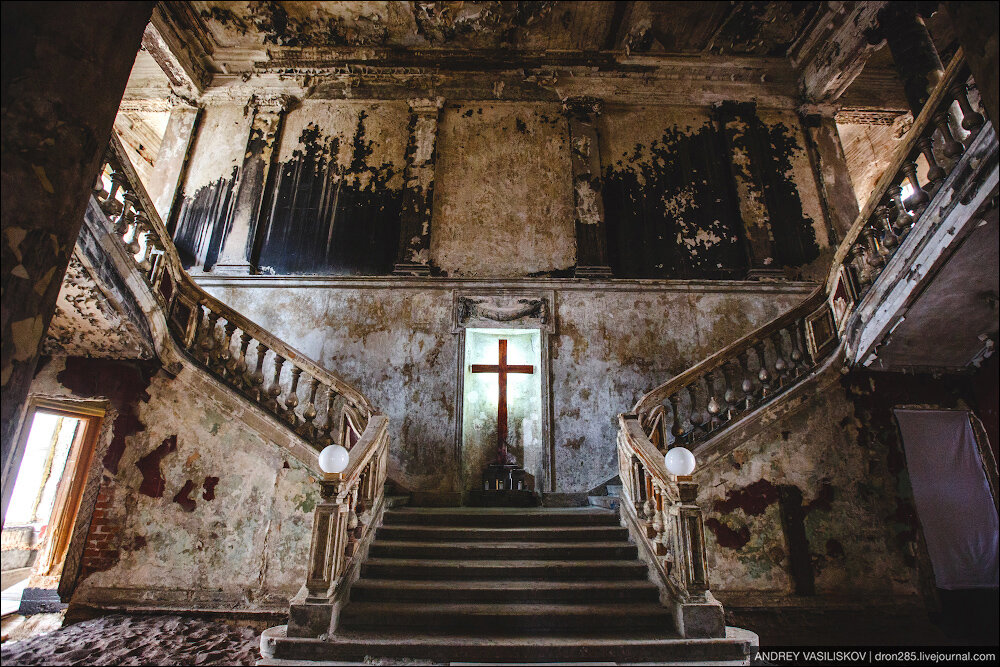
[664,447,696,476]
[318,445,350,474]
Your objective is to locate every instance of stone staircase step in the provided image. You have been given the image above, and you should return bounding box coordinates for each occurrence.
[339,601,673,633]
[350,578,661,604]
[374,524,629,542]
[382,507,618,527]
[368,540,638,560]
[361,557,649,581]
[263,626,758,664]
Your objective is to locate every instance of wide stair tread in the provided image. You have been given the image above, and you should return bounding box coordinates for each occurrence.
[376,524,629,541]
[351,578,661,603]
[340,601,673,633]
[369,539,637,559]
[362,557,649,580]
[264,626,757,664]
[381,507,619,527]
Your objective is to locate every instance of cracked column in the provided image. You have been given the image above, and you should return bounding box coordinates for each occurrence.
[214,95,292,275]
[713,101,783,280]
[393,98,443,276]
[564,96,613,279]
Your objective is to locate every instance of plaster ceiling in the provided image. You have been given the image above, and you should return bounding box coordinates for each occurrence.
[188,1,818,57]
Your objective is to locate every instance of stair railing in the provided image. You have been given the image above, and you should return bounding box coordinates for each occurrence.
[93,133,374,448]
[616,47,988,632]
[93,131,392,637]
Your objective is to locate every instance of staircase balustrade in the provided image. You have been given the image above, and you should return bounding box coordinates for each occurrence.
[615,48,989,627]
[91,133,389,632]
[93,133,374,450]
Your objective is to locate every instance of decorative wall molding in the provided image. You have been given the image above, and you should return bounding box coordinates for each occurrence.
[452,290,556,334]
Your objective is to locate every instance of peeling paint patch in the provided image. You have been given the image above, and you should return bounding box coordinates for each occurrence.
[173,478,197,512]
[202,476,219,501]
[136,435,178,498]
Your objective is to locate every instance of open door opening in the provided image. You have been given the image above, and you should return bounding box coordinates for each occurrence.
[2,402,103,617]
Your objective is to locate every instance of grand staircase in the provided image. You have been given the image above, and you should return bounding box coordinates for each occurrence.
[261,506,757,664]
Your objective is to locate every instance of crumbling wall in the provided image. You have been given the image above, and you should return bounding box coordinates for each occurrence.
[204,281,812,494]
[430,103,576,277]
[28,356,314,612]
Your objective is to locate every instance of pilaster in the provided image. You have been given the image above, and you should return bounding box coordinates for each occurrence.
[800,110,860,241]
[213,95,293,275]
[563,96,613,278]
[712,101,784,280]
[393,98,443,276]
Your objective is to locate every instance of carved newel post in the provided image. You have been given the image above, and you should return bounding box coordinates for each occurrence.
[214,95,293,275]
[563,96,613,278]
[393,97,444,276]
[288,477,348,637]
[667,476,723,638]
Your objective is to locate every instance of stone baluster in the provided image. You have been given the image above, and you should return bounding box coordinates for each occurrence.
[285,366,302,424]
[301,377,320,439]
[789,322,807,373]
[932,111,964,159]
[754,341,772,399]
[218,322,238,376]
[668,393,685,445]
[648,474,662,541]
[771,331,789,387]
[267,355,286,411]
[250,343,268,401]
[115,189,137,236]
[687,381,706,441]
[321,388,339,446]
[104,168,127,218]
[861,225,885,276]
[199,310,220,364]
[739,352,756,410]
[900,161,930,209]
[916,135,945,190]
[233,332,252,386]
[721,362,741,420]
[851,243,875,292]
[949,81,984,134]
[890,187,915,237]
[652,483,667,557]
[705,371,723,431]
[875,204,899,259]
[126,209,145,256]
[134,215,155,272]
[344,485,360,559]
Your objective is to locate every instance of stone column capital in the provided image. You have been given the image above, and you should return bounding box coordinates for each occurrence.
[247,93,299,117]
[407,97,445,115]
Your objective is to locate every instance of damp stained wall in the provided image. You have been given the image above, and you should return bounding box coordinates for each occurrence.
[429,103,577,277]
[696,380,921,600]
[28,357,315,611]
[203,281,812,494]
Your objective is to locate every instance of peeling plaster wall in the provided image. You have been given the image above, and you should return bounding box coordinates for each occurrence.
[28,357,315,611]
[600,106,829,280]
[203,281,811,494]
[430,104,576,277]
[257,101,407,275]
[171,104,252,270]
[698,383,921,600]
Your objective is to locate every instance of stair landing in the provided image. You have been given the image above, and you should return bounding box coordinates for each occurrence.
[260,507,757,665]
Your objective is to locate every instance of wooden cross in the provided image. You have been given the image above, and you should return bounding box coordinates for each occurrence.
[471,339,534,464]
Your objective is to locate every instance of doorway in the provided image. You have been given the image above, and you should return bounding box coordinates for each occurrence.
[461,328,544,496]
[1,401,103,615]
